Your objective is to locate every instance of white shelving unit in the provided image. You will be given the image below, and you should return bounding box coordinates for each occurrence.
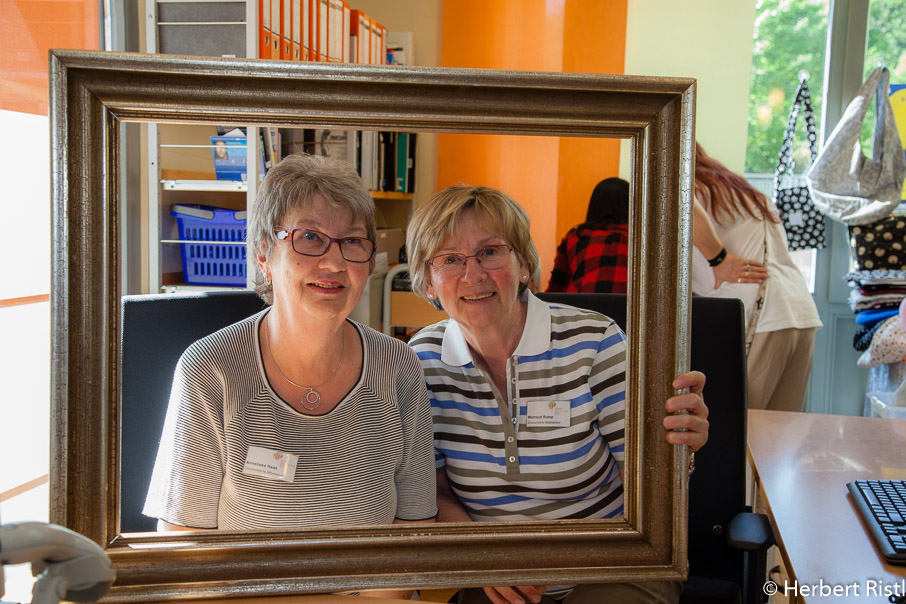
[146,130,259,293]
[145,0,259,293]
[162,179,249,192]
[142,2,415,318]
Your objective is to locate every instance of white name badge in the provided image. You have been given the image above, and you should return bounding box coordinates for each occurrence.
[526,401,571,428]
[242,446,298,482]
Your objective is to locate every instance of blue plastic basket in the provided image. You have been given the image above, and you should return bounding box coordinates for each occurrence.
[170,204,248,286]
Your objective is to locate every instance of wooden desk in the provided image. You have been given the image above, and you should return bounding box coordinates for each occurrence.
[147,597,413,604]
[748,409,906,603]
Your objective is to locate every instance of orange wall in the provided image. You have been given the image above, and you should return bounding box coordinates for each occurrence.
[0,0,99,115]
[439,0,626,288]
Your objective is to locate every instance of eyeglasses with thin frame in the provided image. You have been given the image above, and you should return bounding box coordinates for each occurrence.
[275,228,376,263]
[426,244,514,275]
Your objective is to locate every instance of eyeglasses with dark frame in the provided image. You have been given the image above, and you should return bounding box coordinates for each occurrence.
[426,244,514,276]
[275,228,376,263]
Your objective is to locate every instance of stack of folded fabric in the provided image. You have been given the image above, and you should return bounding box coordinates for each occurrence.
[847,269,906,361]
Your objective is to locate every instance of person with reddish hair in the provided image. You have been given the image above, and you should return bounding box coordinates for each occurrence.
[692,142,821,412]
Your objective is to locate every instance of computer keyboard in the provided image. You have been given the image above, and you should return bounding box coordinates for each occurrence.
[848,479,906,565]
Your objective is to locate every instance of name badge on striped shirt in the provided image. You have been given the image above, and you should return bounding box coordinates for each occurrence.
[243,446,298,482]
[526,401,570,428]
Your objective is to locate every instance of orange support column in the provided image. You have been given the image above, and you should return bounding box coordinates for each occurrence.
[439,1,564,286]
[555,1,626,288]
[437,0,626,290]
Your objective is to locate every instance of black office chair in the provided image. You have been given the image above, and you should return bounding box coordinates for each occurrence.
[120,290,266,533]
[120,290,771,603]
[537,292,773,604]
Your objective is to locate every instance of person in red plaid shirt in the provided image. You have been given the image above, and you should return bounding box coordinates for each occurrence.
[547,177,630,293]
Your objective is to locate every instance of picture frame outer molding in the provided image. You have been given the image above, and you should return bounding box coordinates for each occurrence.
[49,50,696,600]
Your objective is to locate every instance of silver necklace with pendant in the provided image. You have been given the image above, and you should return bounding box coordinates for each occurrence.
[263,315,346,410]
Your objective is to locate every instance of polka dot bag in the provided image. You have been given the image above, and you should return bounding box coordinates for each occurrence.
[773,77,826,251]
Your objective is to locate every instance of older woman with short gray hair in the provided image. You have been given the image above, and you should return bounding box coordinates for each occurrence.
[145,155,436,599]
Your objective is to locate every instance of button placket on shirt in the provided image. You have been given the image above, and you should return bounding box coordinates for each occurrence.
[504,357,520,470]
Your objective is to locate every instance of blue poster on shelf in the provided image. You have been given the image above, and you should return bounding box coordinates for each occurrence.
[211,134,247,181]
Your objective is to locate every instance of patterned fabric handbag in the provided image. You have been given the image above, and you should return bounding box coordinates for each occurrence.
[806,67,906,225]
[773,78,826,251]
[848,215,906,271]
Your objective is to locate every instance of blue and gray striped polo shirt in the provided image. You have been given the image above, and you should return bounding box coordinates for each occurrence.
[410,292,625,522]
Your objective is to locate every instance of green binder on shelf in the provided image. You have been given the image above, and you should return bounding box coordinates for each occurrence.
[395,132,409,192]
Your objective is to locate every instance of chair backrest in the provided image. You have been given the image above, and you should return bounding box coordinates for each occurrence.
[536,292,748,587]
[119,290,266,533]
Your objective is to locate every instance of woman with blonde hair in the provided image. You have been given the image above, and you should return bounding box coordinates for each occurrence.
[407,184,709,604]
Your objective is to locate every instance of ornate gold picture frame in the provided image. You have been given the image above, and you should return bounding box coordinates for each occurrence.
[49,50,695,601]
